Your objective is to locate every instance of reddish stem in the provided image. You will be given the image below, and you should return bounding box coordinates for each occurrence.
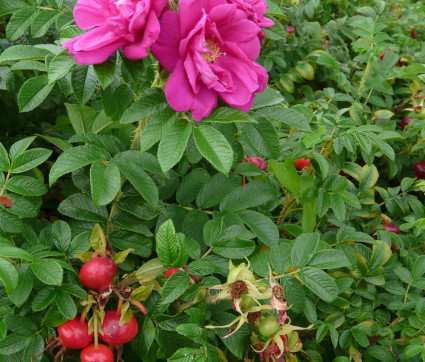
[117,298,123,314]
[132,301,147,314]
[31,339,60,361]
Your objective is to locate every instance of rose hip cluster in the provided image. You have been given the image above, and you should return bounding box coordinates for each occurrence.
[63,0,274,121]
[41,255,138,361]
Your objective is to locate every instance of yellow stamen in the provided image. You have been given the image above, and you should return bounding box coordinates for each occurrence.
[202,39,225,63]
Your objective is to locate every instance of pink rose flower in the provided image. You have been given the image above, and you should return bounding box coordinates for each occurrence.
[227,0,274,28]
[151,0,269,121]
[62,0,168,65]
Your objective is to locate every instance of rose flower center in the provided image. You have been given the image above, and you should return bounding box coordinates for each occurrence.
[202,38,225,63]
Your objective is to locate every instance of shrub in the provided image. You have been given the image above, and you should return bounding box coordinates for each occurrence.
[0,0,425,361]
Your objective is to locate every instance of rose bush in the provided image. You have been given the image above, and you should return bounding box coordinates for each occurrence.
[1,0,425,361]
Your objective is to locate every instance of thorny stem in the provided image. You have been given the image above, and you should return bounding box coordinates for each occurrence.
[106,192,124,238]
[378,191,408,206]
[358,55,373,99]
[404,282,412,303]
[130,119,148,150]
[163,202,213,215]
[277,198,296,225]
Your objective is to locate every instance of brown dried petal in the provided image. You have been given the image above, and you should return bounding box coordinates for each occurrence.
[230,280,248,299]
[247,311,262,325]
[0,196,12,209]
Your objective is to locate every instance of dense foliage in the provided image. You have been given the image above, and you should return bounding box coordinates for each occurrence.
[1,0,425,361]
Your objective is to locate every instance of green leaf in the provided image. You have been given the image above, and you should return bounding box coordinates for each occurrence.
[6,176,47,196]
[161,271,191,304]
[0,45,51,63]
[90,162,121,206]
[52,220,72,254]
[11,148,51,173]
[412,256,425,281]
[196,173,240,209]
[254,106,311,132]
[0,0,26,17]
[220,182,275,212]
[291,233,320,268]
[157,118,192,172]
[18,75,55,112]
[31,10,60,38]
[94,59,116,88]
[237,210,279,248]
[0,143,9,171]
[55,291,77,320]
[300,175,316,233]
[32,288,57,311]
[58,193,108,222]
[269,159,300,195]
[404,344,423,358]
[203,107,257,123]
[175,324,207,345]
[10,267,33,307]
[49,145,110,186]
[193,125,233,174]
[9,136,36,160]
[269,242,292,274]
[312,151,330,179]
[48,52,75,83]
[30,260,63,286]
[369,241,391,270]
[71,65,97,104]
[0,247,36,262]
[251,88,285,110]
[309,250,351,269]
[0,208,23,233]
[0,334,32,355]
[212,238,255,259]
[239,117,279,159]
[0,258,18,296]
[156,220,178,268]
[110,229,152,258]
[6,7,39,41]
[111,151,158,209]
[176,169,210,206]
[65,103,97,135]
[338,191,361,209]
[120,88,169,124]
[298,267,338,303]
[359,164,379,191]
[23,335,44,362]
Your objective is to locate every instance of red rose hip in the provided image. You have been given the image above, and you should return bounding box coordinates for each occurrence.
[286,26,295,34]
[79,257,117,292]
[294,158,310,170]
[81,344,114,362]
[401,116,413,128]
[58,316,93,349]
[99,310,138,345]
[244,156,267,171]
[164,268,180,279]
[384,223,400,234]
[414,162,425,179]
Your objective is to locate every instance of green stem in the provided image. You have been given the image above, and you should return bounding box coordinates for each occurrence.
[358,56,373,99]
[200,247,212,260]
[0,169,11,196]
